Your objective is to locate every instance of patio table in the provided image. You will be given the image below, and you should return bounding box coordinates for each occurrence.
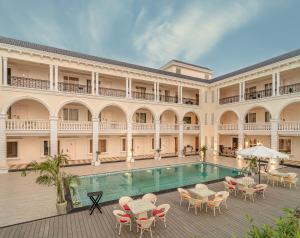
[236,177,255,187]
[127,199,156,218]
[189,188,216,202]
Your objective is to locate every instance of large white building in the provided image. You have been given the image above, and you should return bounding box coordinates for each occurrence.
[0,36,300,173]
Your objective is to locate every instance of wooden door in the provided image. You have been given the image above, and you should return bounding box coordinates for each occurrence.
[174,137,178,154]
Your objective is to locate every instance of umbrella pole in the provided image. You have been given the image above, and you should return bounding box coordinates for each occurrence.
[258,158,261,184]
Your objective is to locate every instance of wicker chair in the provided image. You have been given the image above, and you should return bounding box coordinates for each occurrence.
[113,210,132,235]
[177,188,191,206]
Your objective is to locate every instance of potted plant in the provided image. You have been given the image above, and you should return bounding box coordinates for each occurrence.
[200,145,208,162]
[21,153,80,214]
[155,148,161,160]
[95,151,101,166]
[242,156,258,176]
[181,147,186,158]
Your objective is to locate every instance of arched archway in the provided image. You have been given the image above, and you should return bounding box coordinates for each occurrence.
[132,107,155,124]
[99,105,127,130]
[219,110,239,125]
[160,109,178,125]
[244,106,271,124]
[182,111,200,125]
[54,99,95,118]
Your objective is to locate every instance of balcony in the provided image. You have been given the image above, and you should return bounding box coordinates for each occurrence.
[58,82,91,94]
[6,119,50,132]
[99,122,127,131]
[132,91,155,101]
[58,121,92,132]
[218,124,238,131]
[219,95,239,105]
[160,124,179,132]
[278,121,300,132]
[279,83,300,95]
[99,87,126,98]
[182,98,198,105]
[244,123,271,131]
[9,76,50,90]
[159,95,178,103]
[132,123,155,131]
[184,124,200,131]
[245,89,272,101]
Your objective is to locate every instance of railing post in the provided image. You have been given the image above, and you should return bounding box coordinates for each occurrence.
[91,72,95,95]
[239,81,245,102]
[270,119,279,151]
[92,117,99,165]
[126,120,133,162]
[54,65,58,91]
[50,116,58,156]
[178,121,184,158]
[3,57,7,86]
[272,72,276,96]
[156,82,160,102]
[154,119,160,159]
[154,81,157,101]
[276,71,280,95]
[95,72,99,95]
[0,114,8,173]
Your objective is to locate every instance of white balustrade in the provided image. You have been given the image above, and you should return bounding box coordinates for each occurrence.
[99,122,127,130]
[58,121,92,131]
[243,123,271,131]
[218,124,238,130]
[278,121,300,131]
[183,124,201,130]
[160,124,179,131]
[132,123,155,131]
[6,119,50,131]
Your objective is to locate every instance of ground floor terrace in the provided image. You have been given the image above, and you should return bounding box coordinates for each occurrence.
[0,164,299,238]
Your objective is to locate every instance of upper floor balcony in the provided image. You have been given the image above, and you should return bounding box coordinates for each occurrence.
[3,58,200,107]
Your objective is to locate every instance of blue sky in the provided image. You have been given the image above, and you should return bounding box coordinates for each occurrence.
[0,0,300,76]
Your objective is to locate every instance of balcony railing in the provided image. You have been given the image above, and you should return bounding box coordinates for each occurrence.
[245,89,272,100]
[182,98,198,105]
[244,123,271,131]
[184,124,200,130]
[132,91,155,101]
[278,121,300,131]
[6,119,50,131]
[58,121,92,131]
[99,87,126,98]
[132,123,155,131]
[160,124,179,131]
[218,124,238,130]
[9,76,50,90]
[219,95,239,105]
[279,83,300,95]
[99,122,127,130]
[159,95,178,103]
[58,82,92,94]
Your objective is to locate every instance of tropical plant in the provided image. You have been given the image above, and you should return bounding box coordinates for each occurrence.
[200,145,208,161]
[244,208,300,238]
[21,153,80,207]
[96,150,101,161]
[242,156,258,175]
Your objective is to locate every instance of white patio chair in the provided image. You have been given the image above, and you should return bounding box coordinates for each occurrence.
[113,210,132,235]
[205,198,222,216]
[239,186,256,202]
[177,188,191,206]
[187,197,202,215]
[223,181,237,196]
[260,170,270,183]
[142,193,157,205]
[215,191,229,208]
[254,184,268,198]
[283,173,298,189]
[195,183,208,189]
[119,196,133,212]
[136,217,155,238]
[225,176,237,185]
[153,204,170,228]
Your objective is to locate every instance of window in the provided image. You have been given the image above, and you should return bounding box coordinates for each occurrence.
[204,113,208,125]
[279,138,291,154]
[7,107,12,119]
[246,86,256,99]
[211,113,214,125]
[183,116,191,124]
[43,141,50,156]
[245,113,256,123]
[98,139,107,153]
[136,113,146,123]
[204,91,208,103]
[122,138,126,151]
[7,142,18,158]
[152,138,154,150]
[265,111,271,122]
[265,83,272,96]
[63,76,79,84]
[176,67,181,74]
[211,136,214,149]
[63,108,79,121]
[89,139,93,153]
[211,91,215,103]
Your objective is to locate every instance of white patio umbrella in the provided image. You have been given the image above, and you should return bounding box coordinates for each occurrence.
[237,145,289,183]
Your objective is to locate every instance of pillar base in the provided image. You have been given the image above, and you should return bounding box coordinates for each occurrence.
[0,160,9,173]
[126,156,134,162]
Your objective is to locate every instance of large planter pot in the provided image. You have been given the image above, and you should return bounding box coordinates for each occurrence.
[56,201,67,215]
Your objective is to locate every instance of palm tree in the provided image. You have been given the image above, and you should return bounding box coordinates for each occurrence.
[200,145,208,161]
[21,153,80,214]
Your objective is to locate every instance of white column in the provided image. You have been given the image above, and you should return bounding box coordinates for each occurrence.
[129,78,132,98]
[276,72,280,95]
[238,119,244,150]
[154,82,157,101]
[217,88,220,104]
[126,120,133,162]
[178,121,184,158]
[49,65,53,90]
[126,78,129,98]
[200,124,206,147]
[50,116,58,156]
[54,65,58,91]
[156,82,160,102]
[0,56,3,86]
[0,114,8,173]
[270,119,279,151]
[239,81,244,101]
[92,117,99,165]
[91,72,95,95]
[272,72,276,96]
[180,86,183,104]
[154,119,160,159]
[95,72,99,95]
[3,57,7,86]
[198,89,202,105]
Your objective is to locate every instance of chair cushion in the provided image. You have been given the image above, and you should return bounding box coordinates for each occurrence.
[152,208,164,216]
[123,204,130,211]
[229,180,237,185]
[120,214,130,223]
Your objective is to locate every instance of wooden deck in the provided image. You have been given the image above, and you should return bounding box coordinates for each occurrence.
[0,167,299,238]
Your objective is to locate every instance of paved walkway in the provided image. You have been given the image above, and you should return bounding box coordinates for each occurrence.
[0,167,299,238]
[0,155,277,227]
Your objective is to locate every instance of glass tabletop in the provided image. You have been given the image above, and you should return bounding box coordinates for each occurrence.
[127,199,156,214]
[189,188,216,198]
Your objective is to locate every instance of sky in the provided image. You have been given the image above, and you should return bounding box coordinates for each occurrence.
[0,0,300,76]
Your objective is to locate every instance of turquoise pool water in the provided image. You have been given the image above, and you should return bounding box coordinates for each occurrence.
[71,162,240,208]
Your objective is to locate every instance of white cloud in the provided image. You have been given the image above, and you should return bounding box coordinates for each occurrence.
[134,1,264,66]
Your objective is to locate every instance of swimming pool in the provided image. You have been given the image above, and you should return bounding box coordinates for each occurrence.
[70,162,240,208]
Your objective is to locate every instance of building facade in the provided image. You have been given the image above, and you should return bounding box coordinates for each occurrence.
[0,36,299,172]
